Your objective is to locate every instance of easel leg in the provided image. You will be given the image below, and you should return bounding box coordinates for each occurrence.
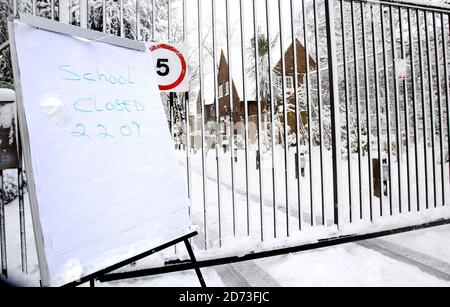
[184,239,206,288]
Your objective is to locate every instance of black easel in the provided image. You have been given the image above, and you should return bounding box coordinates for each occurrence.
[61,231,205,288]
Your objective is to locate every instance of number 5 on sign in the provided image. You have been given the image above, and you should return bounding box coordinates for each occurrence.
[148,43,189,92]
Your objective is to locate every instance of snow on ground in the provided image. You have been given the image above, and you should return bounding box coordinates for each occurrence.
[176,144,450,254]
[381,225,450,264]
[2,186,450,287]
[254,234,450,287]
[1,194,225,287]
[2,140,450,287]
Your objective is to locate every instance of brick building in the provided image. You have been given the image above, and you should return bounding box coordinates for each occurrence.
[195,39,316,147]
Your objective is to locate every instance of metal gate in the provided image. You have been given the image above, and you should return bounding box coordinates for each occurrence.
[178,0,450,253]
[1,0,450,280]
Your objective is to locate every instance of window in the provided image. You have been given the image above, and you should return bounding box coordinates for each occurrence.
[224,81,230,96]
[218,84,223,98]
[286,76,294,89]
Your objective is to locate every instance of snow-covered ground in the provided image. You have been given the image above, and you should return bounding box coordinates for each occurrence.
[254,225,450,287]
[2,193,450,287]
[3,131,450,287]
[176,143,450,252]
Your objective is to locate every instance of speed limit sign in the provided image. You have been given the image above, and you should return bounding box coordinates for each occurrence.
[148,43,189,93]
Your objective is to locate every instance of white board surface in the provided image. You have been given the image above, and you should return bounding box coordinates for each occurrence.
[11,21,191,286]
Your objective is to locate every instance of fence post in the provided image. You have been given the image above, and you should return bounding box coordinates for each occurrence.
[325,0,342,227]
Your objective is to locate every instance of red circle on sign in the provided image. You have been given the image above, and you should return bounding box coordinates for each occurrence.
[149,44,187,91]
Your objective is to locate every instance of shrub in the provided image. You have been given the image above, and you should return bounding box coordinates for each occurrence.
[1,170,18,204]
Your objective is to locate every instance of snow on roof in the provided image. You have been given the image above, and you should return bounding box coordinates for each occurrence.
[0,88,16,102]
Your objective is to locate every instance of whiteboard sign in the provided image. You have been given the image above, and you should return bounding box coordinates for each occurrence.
[148,43,189,92]
[9,19,190,286]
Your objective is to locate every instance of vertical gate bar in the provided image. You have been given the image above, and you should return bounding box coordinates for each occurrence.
[341,0,353,222]
[381,4,394,215]
[15,102,26,273]
[184,91,192,207]
[361,2,374,221]
[239,0,251,236]
[13,0,16,15]
[182,0,191,217]
[152,0,156,41]
[264,0,278,237]
[433,12,445,207]
[173,92,177,264]
[80,0,88,29]
[168,61,174,134]
[183,0,187,42]
[390,6,403,213]
[103,0,107,33]
[0,170,7,278]
[351,0,363,219]
[51,0,54,20]
[197,0,208,249]
[16,116,26,273]
[135,0,139,39]
[303,0,314,226]
[211,0,223,247]
[399,6,412,212]
[169,93,174,139]
[370,4,383,217]
[18,168,27,273]
[407,8,421,212]
[443,14,450,207]
[32,0,36,15]
[417,9,430,210]
[168,0,171,42]
[278,0,290,236]
[425,11,438,208]
[225,0,237,237]
[254,0,265,240]
[314,0,326,226]
[325,0,342,227]
[120,0,125,37]
[289,0,302,230]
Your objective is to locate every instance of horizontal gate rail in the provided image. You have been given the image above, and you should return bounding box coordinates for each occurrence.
[362,0,450,13]
[97,218,450,283]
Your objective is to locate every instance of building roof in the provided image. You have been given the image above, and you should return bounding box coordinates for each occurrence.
[273,39,317,77]
[196,39,315,108]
